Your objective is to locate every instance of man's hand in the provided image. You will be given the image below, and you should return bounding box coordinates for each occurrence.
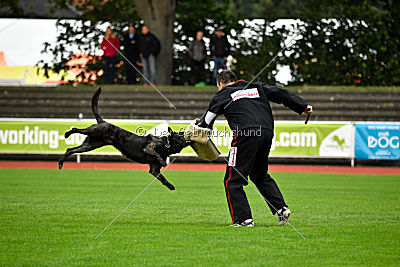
[194,118,210,129]
[305,105,313,114]
[304,105,312,124]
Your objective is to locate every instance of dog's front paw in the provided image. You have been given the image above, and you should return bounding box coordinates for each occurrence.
[165,183,175,190]
[58,161,63,170]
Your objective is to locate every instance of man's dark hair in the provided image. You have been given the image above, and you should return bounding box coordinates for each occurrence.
[216,70,236,85]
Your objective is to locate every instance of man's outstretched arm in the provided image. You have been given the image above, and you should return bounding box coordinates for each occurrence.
[262,84,310,115]
[196,94,226,129]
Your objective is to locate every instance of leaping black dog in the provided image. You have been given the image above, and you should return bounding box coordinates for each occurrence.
[58,88,191,190]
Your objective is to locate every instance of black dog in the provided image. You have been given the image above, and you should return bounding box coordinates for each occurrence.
[58,88,191,190]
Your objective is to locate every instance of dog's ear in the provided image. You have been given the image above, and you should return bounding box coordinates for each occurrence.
[168,127,174,134]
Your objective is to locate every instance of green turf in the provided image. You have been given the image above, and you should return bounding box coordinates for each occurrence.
[0,169,399,266]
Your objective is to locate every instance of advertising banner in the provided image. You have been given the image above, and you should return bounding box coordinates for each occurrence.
[207,122,353,157]
[0,119,166,154]
[0,119,354,158]
[355,123,400,160]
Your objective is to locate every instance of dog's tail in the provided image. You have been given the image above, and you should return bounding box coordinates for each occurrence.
[92,87,104,123]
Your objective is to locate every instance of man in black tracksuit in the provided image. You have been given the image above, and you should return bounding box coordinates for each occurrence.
[197,70,312,227]
[210,29,231,82]
[138,25,161,85]
[122,25,140,84]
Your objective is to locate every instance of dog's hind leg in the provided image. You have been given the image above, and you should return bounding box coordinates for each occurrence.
[64,124,106,139]
[58,137,106,169]
[143,144,167,167]
[149,163,175,190]
[64,127,86,139]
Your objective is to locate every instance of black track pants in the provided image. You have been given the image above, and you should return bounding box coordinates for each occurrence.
[224,128,287,223]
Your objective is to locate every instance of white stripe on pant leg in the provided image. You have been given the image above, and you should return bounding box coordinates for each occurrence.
[228,147,237,167]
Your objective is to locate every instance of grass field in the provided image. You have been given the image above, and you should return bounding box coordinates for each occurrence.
[1,168,399,266]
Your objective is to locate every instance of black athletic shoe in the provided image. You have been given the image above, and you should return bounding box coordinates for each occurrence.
[277,207,291,226]
[230,219,254,227]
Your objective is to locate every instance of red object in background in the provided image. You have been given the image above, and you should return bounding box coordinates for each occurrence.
[101,36,120,57]
[0,51,7,66]
[65,53,102,84]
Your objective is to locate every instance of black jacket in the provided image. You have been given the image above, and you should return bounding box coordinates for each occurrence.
[210,35,230,58]
[198,80,308,131]
[122,32,140,60]
[139,32,161,58]
[188,39,207,62]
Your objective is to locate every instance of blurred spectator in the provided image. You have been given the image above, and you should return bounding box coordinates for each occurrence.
[210,29,230,82]
[122,25,140,84]
[101,27,120,84]
[139,25,161,85]
[187,31,207,85]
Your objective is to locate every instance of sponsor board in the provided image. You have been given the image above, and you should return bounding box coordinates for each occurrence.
[0,119,354,158]
[207,122,353,157]
[230,88,260,101]
[355,123,400,160]
[0,120,169,154]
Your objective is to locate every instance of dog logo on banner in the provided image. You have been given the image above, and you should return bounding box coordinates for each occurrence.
[228,147,237,166]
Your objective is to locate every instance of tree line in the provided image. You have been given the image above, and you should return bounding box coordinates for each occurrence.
[4,0,398,86]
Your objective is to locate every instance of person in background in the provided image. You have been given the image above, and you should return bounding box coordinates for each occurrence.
[100,27,120,84]
[187,31,207,85]
[210,28,231,83]
[122,25,140,84]
[138,25,161,85]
